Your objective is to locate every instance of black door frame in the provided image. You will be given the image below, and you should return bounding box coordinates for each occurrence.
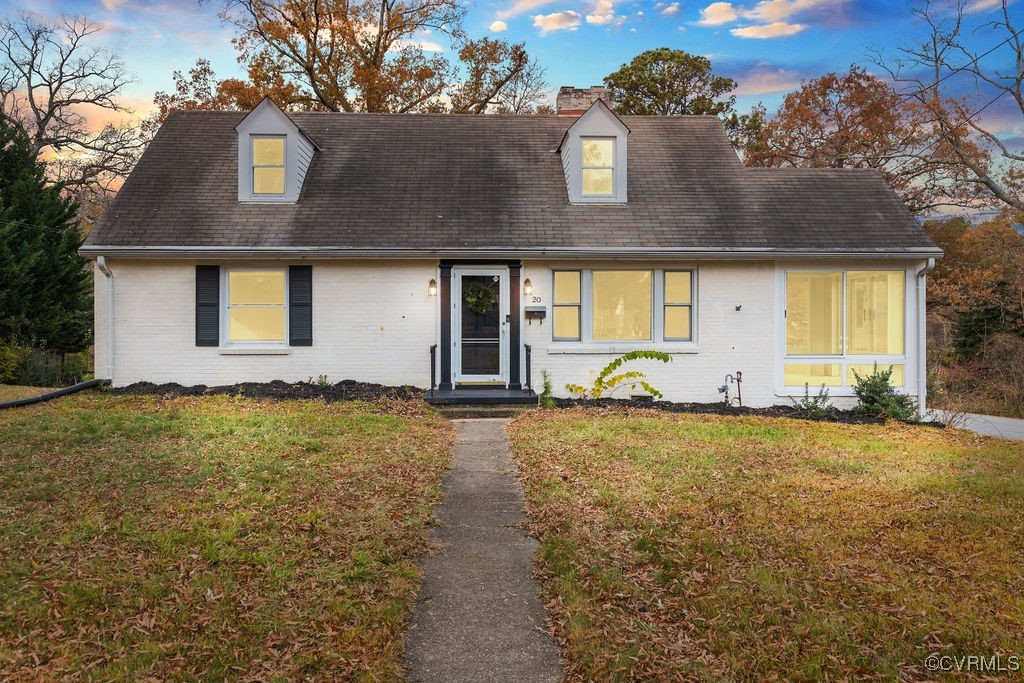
[439,260,522,391]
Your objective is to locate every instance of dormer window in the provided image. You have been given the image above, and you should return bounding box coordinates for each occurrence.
[581,138,615,196]
[557,99,629,204]
[235,97,318,203]
[252,136,286,195]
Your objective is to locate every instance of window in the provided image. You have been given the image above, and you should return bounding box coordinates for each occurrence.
[252,136,285,195]
[581,138,614,196]
[664,271,693,341]
[783,269,905,388]
[551,269,696,344]
[552,271,581,341]
[593,270,651,341]
[226,270,286,343]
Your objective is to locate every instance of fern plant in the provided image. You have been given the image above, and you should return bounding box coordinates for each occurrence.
[566,350,672,399]
[539,370,556,408]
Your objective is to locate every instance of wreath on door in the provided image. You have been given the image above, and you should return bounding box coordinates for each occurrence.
[464,281,497,315]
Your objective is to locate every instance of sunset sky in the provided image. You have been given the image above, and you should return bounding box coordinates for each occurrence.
[2,0,1020,143]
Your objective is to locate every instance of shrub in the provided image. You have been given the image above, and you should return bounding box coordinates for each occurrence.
[791,383,836,419]
[851,363,920,422]
[62,350,93,384]
[0,343,19,384]
[566,350,672,399]
[17,346,62,387]
[539,370,556,408]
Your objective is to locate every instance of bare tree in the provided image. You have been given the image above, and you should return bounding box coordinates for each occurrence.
[494,56,551,114]
[874,0,1023,211]
[0,14,146,201]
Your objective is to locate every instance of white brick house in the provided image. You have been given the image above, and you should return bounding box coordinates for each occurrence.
[81,91,941,408]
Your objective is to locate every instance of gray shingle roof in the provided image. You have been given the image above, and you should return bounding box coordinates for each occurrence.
[82,110,940,257]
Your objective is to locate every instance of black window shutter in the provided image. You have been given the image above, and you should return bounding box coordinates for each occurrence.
[289,265,313,346]
[195,265,220,346]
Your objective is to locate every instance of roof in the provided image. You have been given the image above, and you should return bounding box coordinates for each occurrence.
[82,109,941,258]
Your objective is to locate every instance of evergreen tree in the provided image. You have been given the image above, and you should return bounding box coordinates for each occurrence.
[0,114,91,353]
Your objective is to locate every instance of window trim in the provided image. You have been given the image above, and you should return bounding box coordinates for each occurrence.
[251,134,287,196]
[580,136,616,198]
[221,267,289,348]
[551,268,697,346]
[779,266,910,393]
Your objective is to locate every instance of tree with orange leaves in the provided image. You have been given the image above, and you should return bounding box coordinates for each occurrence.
[174,0,544,117]
[745,66,990,214]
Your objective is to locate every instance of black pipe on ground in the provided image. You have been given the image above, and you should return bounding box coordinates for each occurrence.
[0,379,112,410]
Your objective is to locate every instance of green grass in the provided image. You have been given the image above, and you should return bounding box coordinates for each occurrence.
[509,408,1024,681]
[0,392,452,680]
[0,384,57,402]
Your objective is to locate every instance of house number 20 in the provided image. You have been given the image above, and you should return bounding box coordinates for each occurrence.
[531,296,542,303]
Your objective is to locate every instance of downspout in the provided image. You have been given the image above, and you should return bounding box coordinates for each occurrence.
[915,258,935,413]
[96,256,114,383]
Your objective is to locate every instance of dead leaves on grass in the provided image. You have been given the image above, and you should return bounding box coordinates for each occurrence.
[509,408,1024,681]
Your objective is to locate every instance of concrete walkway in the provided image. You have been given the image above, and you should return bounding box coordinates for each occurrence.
[956,412,1024,440]
[404,418,563,683]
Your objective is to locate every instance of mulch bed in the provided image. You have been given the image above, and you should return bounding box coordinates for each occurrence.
[549,397,930,426]
[111,379,424,402]
[110,380,936,426]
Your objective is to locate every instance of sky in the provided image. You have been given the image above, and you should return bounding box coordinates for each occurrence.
[1,0,1020,141]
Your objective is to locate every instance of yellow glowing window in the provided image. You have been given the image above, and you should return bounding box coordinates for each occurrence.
[664,271,693,340]
[784,364,843,387]
[581,138,614,196]
[552,270,581,341]
[252,136,285,195]
[846,271,904,355]
[848,364,905,386]
[786,272,842,355]
[593,271,651,341]
[227,270,286,342]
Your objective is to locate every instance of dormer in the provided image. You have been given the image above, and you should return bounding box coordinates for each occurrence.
[557,99,630,204]
[235,97,318,203]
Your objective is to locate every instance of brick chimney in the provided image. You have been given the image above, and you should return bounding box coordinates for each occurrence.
[556,85,613,117]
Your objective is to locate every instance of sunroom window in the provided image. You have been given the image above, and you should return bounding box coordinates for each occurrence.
[783,270,905,388]
[552,269,695,344]
[226,270,286,343]
[252,136,286,195]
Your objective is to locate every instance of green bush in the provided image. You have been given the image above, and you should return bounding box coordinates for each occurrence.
[17,347,62,387]
[566,350,672,399]
[851,363,920,422]
[62,350,93,384]
[791,383,836,419]
[0,343,19,383]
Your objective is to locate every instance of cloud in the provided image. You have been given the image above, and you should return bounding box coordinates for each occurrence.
[730,21,805,37]
[489,20,509,31]
[498,0,560,19]
[730,62,805,94]
[965,0,1006,12]
[586,0,620,24]
[102,0,129,10]
[533,10,582,32]
[729,20,805,37]
[697,2,739,25]
[659,2,681,15]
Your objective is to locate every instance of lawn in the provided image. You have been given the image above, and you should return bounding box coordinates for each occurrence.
[0,392,452,680]
[509,408,1024,681]
[0,384,57,402]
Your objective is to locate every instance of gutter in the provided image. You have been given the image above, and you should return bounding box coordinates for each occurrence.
[79,245,947,261]
[96,256,115,383]
[916,257,936,413]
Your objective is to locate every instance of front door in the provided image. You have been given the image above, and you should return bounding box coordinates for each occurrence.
[453,268,508,385]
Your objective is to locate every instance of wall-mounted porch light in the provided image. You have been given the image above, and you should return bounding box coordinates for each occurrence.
[523,278,533,296]
[428,278,438,296]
